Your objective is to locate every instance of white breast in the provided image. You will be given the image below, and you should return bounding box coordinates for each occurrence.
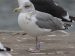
[18,13,51,36]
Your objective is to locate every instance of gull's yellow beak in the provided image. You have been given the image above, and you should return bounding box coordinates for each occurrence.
[13,7,21,12]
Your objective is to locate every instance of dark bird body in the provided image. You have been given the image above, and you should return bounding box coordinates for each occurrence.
[30,0,75,22]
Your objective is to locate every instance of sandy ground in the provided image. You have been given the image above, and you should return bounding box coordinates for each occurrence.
[0,31,75,56]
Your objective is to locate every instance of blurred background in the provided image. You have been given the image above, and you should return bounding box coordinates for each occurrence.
[0,0,75,31]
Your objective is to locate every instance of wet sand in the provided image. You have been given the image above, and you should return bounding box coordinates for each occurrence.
[0,31,75,56]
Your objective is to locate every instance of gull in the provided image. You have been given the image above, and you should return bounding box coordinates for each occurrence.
[0,42,12,56]
[30,0,75,29]
[14,0,68,52]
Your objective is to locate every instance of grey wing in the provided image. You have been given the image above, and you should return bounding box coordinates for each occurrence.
[35,11,65,31]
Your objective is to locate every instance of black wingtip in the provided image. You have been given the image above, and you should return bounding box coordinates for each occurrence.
[5,47,11,51]
[0,49,5,51]
[69,16,75,21]
[0,47,11,52]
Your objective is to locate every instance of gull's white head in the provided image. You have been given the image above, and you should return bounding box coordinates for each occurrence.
[14,0,35,13]
[18,0,30,6]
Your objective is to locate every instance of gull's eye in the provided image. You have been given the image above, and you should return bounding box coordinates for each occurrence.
[24,5,31,8]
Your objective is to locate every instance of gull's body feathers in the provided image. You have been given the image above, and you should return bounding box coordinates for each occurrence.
[18,12,51,36]
[36,11,64,30]
[18,11,65,36]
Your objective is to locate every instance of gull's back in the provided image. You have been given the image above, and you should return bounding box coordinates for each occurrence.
[36,11,65,31]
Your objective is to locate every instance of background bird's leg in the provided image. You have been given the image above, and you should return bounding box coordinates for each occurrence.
[35,36,40,50]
